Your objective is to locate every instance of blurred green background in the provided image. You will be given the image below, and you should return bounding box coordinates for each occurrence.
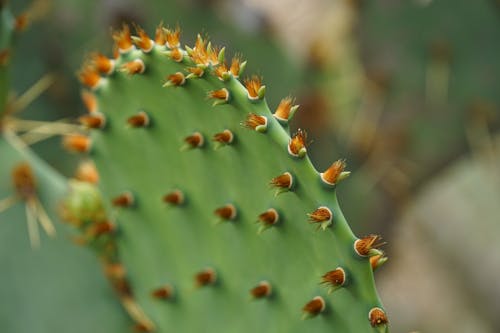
[2,0,499,332]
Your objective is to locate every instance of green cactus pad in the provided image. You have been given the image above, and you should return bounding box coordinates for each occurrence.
[80,26,387,333]
[0,134,132,333]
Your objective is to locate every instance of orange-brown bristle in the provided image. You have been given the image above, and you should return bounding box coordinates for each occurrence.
[79,113,105,129]
[214,63,229,79]
[134,323,153,333]
[195,268,216,287]
[81,90,98,113]
[166,72,185,86]
[151,285,173,299]
[370,254,387,271]
[214,204,237,220]
[209,46,222,66]
[274,96,294,120]
[230,56,242,77]
[0,49,11,66]
[250,281,272,299]
[258,208,279,226]
[163,190,184,205]
[112,276,132,297]
[111,192,134,207]
[75,161,99,184]
[321,159,346,185]
[308,207,332,223]
[127,112,149,128]
[209,88,229,101]
[121,59,145,75]
[187,67,204,77]
[112,24,133,53]
[184,132,204,148]
[169,48,183,62]
[190,34,210,65]
[12,163,36,200]
[154,22,166,45]
[243,113,267,130]
[269,172,292,189]
[165,26,181,49]
[112,46,120,59]
[104,263,126,279]
[14,13,29,31]
[194,34,206,51]
[133,25,153,52]
[321,268,345,287]
[88,221,115,237]
[288,129,307,156]
[78,65,101,89]
[91,53,114,74]
[355,235,384,257]
[244,76,262,99]
[302,296,325,317]
[369,307,388,327]
[62,135,91,153]
[212,130,233,144]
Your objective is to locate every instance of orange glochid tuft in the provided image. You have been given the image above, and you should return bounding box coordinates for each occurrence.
[244,75,263,99]
[274,96,295,121]
[62,135,91,153]
[12,163,36,200]
[112,24,134,53]
[243,113,267,130]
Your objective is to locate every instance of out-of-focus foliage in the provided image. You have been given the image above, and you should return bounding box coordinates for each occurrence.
[0,137,131,333]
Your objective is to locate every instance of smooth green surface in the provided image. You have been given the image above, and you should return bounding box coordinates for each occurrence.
[90,41,385,332]
[0,135,131,333]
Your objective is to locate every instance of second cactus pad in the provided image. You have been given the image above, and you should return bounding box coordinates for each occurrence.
[77,24,387,333]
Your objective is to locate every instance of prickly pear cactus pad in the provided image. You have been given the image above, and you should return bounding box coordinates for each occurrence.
[75,24,388,333]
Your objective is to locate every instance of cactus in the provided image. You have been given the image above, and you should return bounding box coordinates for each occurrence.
[2,1,388,331]
[0,134,135,333]
[0,3,133,332]
[70,24,388,332]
